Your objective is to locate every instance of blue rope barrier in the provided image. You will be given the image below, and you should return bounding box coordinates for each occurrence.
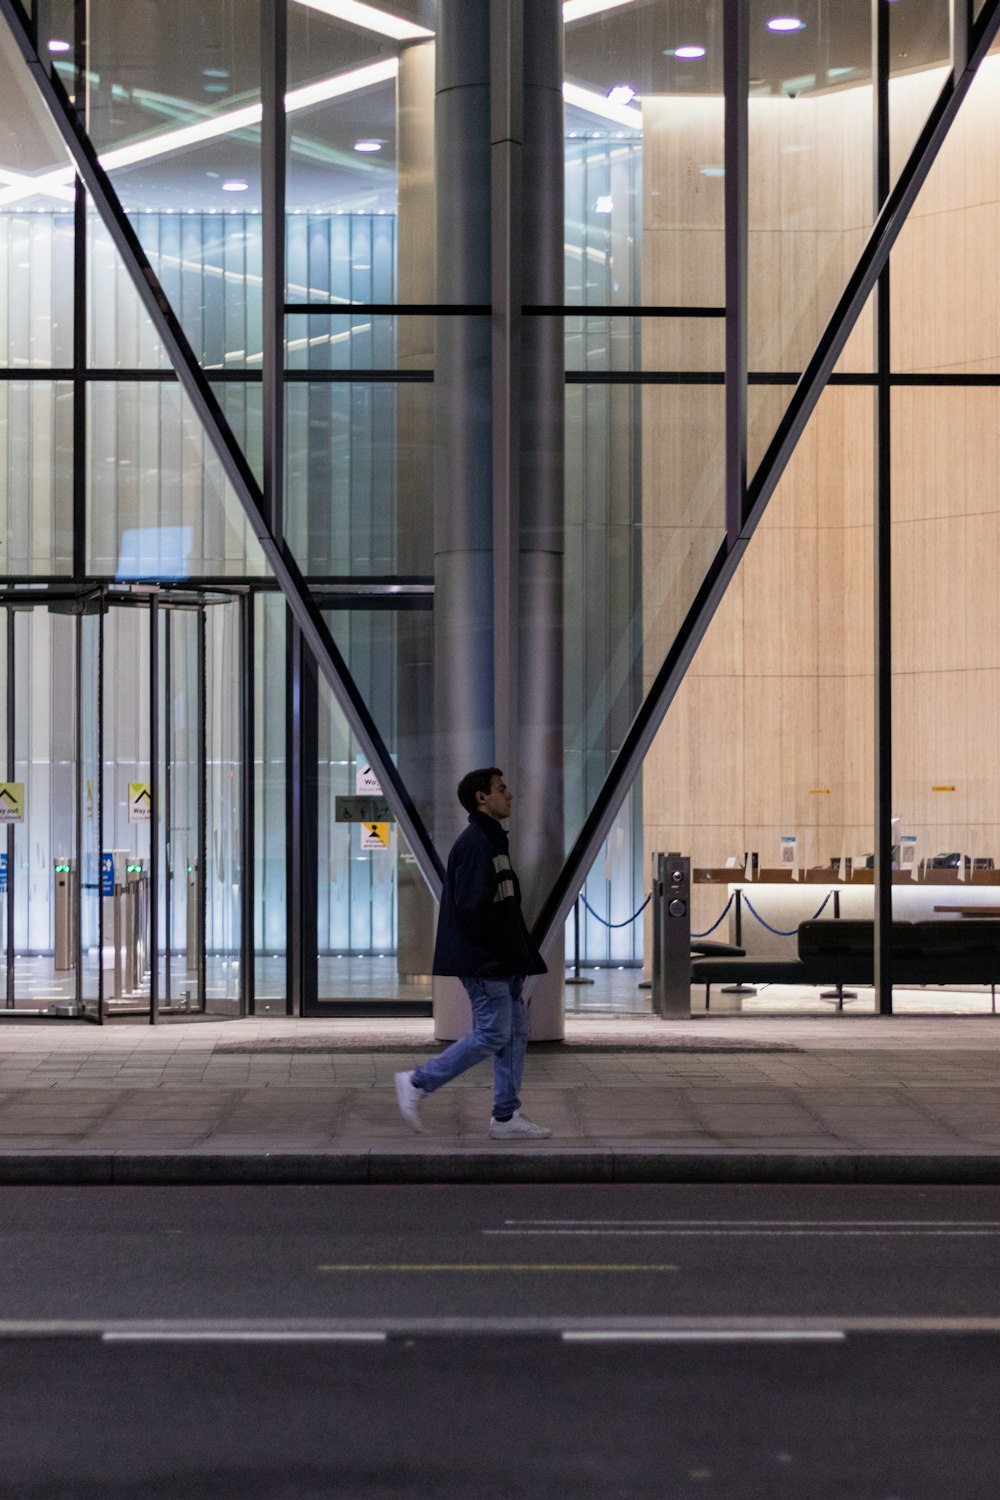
[742,891,832,937]
[580,892,652,929]
[691,893,736,939]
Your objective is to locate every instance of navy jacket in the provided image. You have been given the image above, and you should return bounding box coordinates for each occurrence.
[432,811,547,979]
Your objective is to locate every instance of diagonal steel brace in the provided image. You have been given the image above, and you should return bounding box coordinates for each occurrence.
[0,0,444,898]
[533,0,1000,956]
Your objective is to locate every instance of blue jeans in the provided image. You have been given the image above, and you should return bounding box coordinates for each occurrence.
[412,976,527,1119]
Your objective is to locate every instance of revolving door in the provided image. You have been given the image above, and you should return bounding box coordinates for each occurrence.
[0,588,245,1020]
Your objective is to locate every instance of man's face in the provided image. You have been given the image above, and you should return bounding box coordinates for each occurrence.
[477,774,513,821]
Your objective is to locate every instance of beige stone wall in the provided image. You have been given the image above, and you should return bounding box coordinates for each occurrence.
[641,58,1000,917]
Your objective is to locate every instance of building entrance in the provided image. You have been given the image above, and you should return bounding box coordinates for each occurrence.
[0,588,244,1021]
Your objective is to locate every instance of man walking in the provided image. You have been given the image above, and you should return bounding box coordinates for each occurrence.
[395,768,552,1139]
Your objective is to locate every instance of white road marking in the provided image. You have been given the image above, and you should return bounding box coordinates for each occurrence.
[502,1219,1000,1228]
[561,1330,846,1343]
[487,1227,1000,1237]
[101,1331,387,1344]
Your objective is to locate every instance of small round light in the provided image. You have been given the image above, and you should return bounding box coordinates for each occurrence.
[607,84,636,105]
[767,16,805,31]
[222,180,249,192]
[594,195,614,213]
[673,45,706,59]
[353,139,382,153]
[47,38,71,53]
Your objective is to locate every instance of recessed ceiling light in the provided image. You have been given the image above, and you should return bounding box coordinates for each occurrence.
[222,180,249,192]
[202,68,230,78]
[47,38,71,52]
[353,139,382,153]
[607,84,636,105]
[203,84,229,93]
[673,45,706,59]
[594,195,614,213]
[767,16,805,31]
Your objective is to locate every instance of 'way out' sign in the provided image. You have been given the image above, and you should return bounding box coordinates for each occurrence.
[0,783,23,823]
[128,783,152,823]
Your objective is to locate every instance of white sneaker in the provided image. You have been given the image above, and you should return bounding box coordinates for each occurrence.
[488,1111,552,1140]
[395,1070,424,1133]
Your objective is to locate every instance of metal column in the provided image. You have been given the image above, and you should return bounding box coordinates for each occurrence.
[148,597,159,1024]
[872,0,893,1014]
[432,0,496,1038]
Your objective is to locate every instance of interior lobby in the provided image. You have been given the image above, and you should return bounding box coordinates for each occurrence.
[0,0,999,1025]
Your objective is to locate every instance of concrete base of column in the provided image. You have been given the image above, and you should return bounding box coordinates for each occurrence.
[433,976,471,1042]
[433,968,565,1041]
[524,965,565,1041]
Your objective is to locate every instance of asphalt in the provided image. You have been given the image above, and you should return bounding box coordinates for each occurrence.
[5,1013,1000,1184]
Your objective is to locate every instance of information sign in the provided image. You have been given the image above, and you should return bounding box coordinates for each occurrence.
[0,783,24,824]
[128,783,151,823]
[360,822,390,852]
[335,795,393,824]
[101,853,115,897]
[355,764,382,795]
[0,852,6,893]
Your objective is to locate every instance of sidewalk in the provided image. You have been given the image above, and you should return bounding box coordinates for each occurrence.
[3,1014,1000,1184]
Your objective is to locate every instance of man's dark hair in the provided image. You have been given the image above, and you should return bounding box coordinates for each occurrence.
[457,767,502,815]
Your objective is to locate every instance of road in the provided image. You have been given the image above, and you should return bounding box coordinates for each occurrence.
[3,1183,1000,1497]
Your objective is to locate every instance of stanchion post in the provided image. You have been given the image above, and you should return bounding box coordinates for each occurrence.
[565,896,594,986]
[822,885,857,1007]
[722,886,757,996]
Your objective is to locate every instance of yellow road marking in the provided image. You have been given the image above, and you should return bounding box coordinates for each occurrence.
[316,1264,678,1273]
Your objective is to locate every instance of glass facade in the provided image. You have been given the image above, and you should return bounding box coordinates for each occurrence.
[0,0,998,1024]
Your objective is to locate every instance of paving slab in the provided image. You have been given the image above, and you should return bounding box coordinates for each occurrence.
[2,1014,1000,1181]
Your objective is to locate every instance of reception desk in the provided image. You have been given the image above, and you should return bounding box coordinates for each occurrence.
[691,869,1000,960]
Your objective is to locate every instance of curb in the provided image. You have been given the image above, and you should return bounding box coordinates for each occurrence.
[3,1149,1000,1186]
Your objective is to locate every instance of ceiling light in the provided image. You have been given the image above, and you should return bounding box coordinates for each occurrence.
[563,80,642,127]
[202,68,230,78]
[222,180,249,191]
[563,0,638,20]
[607,84,636,105]
[673,45,706,59]
[353,139,382,152]
[47,38,71,53]
[594,195,613,213]
[700,166,725,178]
[767,17,805,32]
[292,0,433,40]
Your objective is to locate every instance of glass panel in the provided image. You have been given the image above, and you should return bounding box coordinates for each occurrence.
[890,384,1000,1009]
[87,380,269,579]
[254,590,285,1008]
[102,605,152,1013]
[286,3,436,275]
[79,610,102,1018]
[889,2,951,190]
[564,380,725,862]
[748,2,875,472]
[565,315,724,374]
[285,380,433,577]
[88,211,267,373]
[159,607,201,1012]
[317,606,434,1006]
[0,212,74,369]
[890,39,1000,375]
[0,19,76,224]
[285,313,430,371]
[564,0,724,307]
[4,606,77,1008]
[287,214,397,306]
[645,385,876,1013]
[0,381,73,576]
[77,0,262,373]
[205,596,242,1013]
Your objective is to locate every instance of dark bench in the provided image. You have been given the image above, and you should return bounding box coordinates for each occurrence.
[690,919,1000,1009]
